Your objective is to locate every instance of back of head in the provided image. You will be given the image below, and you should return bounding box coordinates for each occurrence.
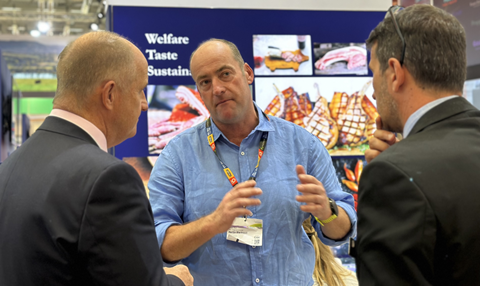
[54,31,135,109]
[366,4,466,93]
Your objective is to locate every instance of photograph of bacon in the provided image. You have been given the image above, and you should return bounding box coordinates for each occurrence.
[147,85,209,154]
[253,35,313,76]
[255,77,378,156]
[314,43,367,75]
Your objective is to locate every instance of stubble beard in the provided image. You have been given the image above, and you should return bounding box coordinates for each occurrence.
[378,81,403,133]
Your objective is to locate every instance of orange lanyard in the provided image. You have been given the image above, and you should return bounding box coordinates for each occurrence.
[205,116,268,187]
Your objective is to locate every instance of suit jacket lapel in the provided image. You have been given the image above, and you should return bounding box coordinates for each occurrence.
[37,116,99,147]
[409,97,477,136]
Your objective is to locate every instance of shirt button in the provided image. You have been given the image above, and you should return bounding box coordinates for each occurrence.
[255,278,260,283]
[241,152,245,155]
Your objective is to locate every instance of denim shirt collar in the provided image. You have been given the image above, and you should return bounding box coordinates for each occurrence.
[209,101,275,142]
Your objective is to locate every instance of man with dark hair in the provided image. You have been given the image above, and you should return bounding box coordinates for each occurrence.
[0,31,192,286]
[355,4,480,285]
[148,38,356,285]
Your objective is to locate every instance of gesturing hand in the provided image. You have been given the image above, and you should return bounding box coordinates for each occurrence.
[365,116,399,163]
[209,180,262,234]
[295,165,331,220]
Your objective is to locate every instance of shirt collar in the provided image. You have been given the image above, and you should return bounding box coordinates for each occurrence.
[403,95,458,138]
[49,109,108,152]
[209,101,275,142]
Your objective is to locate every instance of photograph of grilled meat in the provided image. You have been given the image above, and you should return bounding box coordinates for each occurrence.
[256,77,377,155]
[303,83,338,149]
[264,85,313,127]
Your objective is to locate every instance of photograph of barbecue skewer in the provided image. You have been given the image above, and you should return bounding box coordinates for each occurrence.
[146,85,209,154]
[314,43,368,75]
[255,77,377,156]
[253,34,313,76]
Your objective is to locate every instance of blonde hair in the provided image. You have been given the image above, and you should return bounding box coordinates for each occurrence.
[303,218,351,286]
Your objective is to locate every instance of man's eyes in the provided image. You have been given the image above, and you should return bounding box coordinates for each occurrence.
[198,71,232,87]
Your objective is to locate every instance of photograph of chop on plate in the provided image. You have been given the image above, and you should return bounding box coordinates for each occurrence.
[253,34,313,76]
[264,46,309,72]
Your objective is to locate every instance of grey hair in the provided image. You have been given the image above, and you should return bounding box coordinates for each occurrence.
[366,4,466,93]
[190,38,245,71]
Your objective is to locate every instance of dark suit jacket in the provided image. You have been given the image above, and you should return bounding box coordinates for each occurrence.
[0,117,183,286]
[356,97,480,286]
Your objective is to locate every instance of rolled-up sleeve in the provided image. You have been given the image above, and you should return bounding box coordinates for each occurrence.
[148,147,185,248]
[307,136,357,245]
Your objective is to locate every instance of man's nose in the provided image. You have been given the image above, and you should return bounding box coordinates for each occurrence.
[212,78,226,96]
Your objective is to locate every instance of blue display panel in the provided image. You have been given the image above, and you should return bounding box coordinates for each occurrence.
[110,6,384,159]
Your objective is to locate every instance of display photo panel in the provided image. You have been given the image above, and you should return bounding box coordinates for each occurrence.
[253,35,313,76]
[147,84,208,154]
[111,6,385,159]
[255,77,377,156]
[314,43,368,75]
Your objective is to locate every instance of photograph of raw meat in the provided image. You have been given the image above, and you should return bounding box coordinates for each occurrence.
[147,85,209,154]
[255,77,377,156]
[314,43,367,75]
[253,35,313,76]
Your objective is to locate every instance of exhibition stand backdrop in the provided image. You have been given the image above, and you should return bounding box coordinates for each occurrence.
[107,0,389,269]
[108,4,386,159]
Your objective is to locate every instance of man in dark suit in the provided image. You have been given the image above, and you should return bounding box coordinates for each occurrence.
[355,4,480,286]
[0,31,192,286]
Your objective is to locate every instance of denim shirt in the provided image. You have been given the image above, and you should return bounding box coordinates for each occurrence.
[149,103,357,286]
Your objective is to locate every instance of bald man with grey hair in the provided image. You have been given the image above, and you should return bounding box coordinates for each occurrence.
[0,31,192,286]
[189,38,245,71]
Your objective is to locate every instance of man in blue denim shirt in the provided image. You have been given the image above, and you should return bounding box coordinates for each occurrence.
[148,39,356,286]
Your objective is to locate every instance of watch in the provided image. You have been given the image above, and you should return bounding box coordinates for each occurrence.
[315,198,339,226]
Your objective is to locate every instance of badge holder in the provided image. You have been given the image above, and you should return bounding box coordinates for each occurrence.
[227,217,263,247]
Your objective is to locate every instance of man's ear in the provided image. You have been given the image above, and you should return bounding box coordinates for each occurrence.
[101,80,116,110]
[244,63,254,85]
[387,58,405,93]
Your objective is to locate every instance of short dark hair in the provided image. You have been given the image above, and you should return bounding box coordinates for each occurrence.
[366,4,466,93]
[190,38,245,70]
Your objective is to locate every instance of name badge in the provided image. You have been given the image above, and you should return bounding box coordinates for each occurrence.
[226,217,263,247]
